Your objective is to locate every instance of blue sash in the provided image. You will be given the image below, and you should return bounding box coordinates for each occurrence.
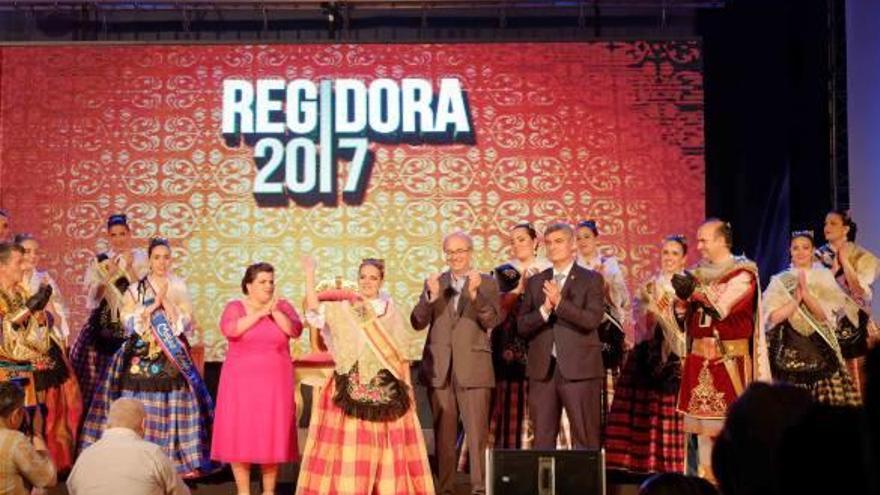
[148,309,215,419]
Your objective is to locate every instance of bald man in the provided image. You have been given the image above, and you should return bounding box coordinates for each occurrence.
[67,398,190,495]
[672,219,770,481]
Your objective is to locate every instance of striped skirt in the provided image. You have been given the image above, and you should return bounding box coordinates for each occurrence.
[605,359,685,473]
[38,374,82,472]
[296,379,434,495]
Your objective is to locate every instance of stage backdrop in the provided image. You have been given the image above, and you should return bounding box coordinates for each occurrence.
[0,42,704,362]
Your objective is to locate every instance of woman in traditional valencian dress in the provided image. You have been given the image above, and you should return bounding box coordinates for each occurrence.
[576,219,631,360]
[79,237,217,476]
[814,209,879,395]
[296,256,434,495]
[765,231,861,406]
[488,223,551,450]
[212,262,303,495]
[605,235,688,473]
[575,219,631,419]
[0,241,81,472]
[16,233,72,346]
[70,214,148,412]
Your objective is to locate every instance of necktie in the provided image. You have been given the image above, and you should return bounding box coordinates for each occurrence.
[554,272,566,288]
[453,277,465,315]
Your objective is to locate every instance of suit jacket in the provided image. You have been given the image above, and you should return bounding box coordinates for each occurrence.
[411,271,501,388]
[517,263,605,381]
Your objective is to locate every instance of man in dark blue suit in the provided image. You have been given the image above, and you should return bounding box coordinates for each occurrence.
[518,222,605,448]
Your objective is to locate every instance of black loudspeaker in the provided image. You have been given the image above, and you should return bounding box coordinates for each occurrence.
[486,448,606,495]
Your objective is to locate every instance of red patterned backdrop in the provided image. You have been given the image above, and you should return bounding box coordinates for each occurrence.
[0,42,704,361]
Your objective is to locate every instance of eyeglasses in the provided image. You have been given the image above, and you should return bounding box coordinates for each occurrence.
[444,248,472,257]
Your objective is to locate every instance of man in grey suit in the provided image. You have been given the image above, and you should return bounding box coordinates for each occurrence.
[411,231,501,495]
[518,223,605,449]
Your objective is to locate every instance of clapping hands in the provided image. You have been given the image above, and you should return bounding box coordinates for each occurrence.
[466,270,482,299]
[426,273,441,301]
[542,279,561,311]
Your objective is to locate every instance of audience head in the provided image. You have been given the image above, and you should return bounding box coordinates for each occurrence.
[639,473,718,495]
[712,382,813,495]
[509,223,539,262]
[661,234,688,274]
[777,405,869,495]
[358,258,385,299]
[107,213,131,252]
[443,231,474,275]
[544,223,576,266]
[107,398,146,437]
[824,209,857,244]
[241,262,275,304]
[697,218,733,263]
[0,381,26,429]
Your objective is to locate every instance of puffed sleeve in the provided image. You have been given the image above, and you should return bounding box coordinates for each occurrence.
[44,272,71,340]
[167,277,194,337]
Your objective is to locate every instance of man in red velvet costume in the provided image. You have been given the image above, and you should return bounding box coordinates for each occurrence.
[672,219,770,480]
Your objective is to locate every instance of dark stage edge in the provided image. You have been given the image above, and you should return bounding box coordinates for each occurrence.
[49,469,645,495]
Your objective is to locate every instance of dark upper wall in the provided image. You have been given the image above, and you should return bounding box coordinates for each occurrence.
[0,3,710,43]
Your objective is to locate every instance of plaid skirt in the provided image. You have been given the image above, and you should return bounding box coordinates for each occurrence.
[799,369,862,407]
[296,379,434,495]
[605,359,685,473]
[79,349,217,477]
[844,357,866,400]
[70,321,119,412]
[488,378,529,449]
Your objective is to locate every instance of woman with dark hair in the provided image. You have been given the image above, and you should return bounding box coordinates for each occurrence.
[0,241,81,473]
[488,222,551,449]
[8,234,83,472]
[212,262,303,495]
[576,220,632,335]
[606,235,688,473]
[296,256,434,495]
[70,214,149,412]
[576,219,631,366]
[815,210,879,393]
[15,233,71,344]
[764,231,861,406]
[79,237,218,477]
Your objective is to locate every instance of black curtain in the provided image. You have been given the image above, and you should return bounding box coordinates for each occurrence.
[699,0,837,284]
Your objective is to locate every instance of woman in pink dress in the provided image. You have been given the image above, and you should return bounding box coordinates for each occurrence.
[212,262,303,495]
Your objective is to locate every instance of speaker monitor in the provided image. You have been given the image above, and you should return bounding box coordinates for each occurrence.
[486,448,606,495]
